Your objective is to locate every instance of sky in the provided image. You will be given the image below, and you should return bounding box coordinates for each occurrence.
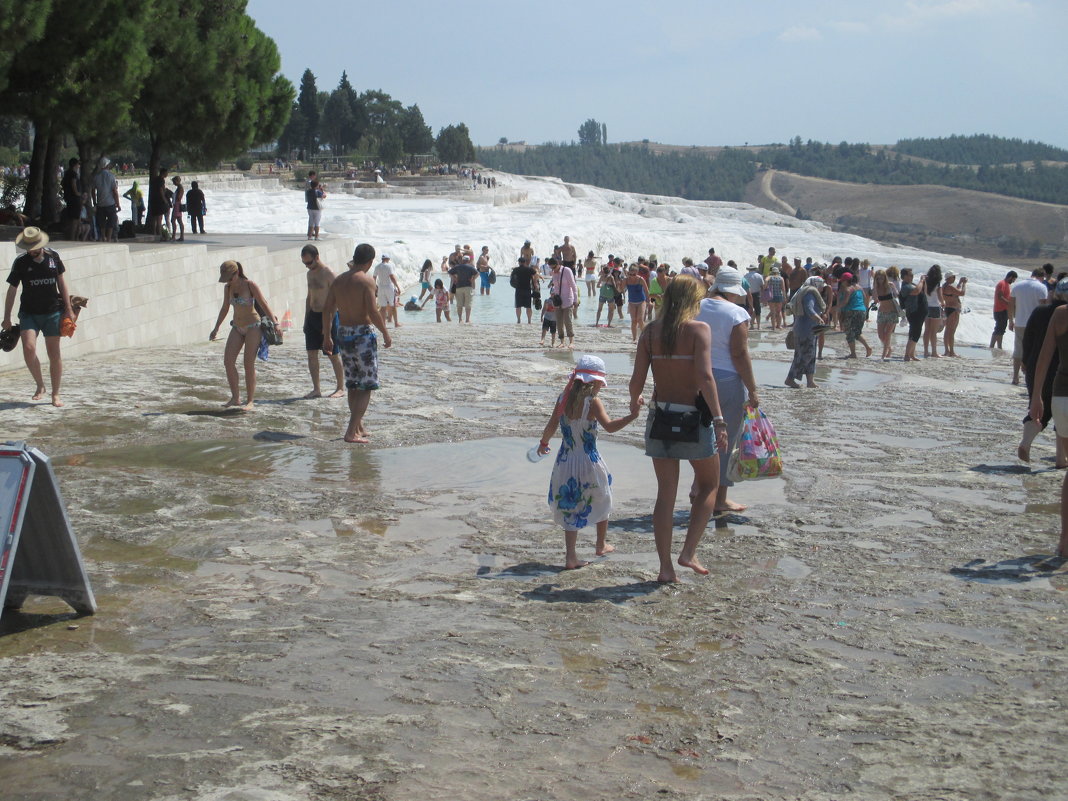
[246,0,1068,150]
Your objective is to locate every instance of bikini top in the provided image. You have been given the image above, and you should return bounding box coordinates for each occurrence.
[232,295,254,306]
[877,293,893,302]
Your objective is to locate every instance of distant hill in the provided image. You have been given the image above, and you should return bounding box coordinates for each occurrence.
[481,135,1068,207]
[477,134,1068,264]
[476,143,755,202]
[894,134,1068,166]
[754,137,1068,205]
[745,169,1068,266]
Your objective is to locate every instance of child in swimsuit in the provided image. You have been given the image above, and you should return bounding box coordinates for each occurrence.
[421,278,452,322]
[535,355,642,569]
[540,300,558,347]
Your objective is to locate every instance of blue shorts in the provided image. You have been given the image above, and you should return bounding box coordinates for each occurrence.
[480,271,491,289]
[19,311,62,337]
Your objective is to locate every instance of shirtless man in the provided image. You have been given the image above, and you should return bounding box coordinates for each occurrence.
[300,245,344,399]
[520,240,534,265]
[560,235,577,269]
[704,247,723,274]
[447,244,463,268]
[322,243,393,444]
[477,246,492,295]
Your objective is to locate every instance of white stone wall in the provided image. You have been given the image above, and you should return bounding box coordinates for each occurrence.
[1,238,355,373]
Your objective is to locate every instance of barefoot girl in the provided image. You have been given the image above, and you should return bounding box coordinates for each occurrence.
[210,260,277,409]
[537,355,643,569]
[423,278,451,322]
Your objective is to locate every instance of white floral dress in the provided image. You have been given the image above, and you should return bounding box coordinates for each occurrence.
[548,397,613,529]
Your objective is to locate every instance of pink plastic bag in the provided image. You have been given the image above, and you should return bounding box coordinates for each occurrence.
[726,407,783,482]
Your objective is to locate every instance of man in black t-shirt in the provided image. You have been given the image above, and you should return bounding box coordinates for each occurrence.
[448,255,479,324]
[3,227,75,407]
[185,181,207,234]
[511,257,539,324]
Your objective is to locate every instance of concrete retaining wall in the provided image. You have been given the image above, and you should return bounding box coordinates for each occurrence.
[1,237,355,373]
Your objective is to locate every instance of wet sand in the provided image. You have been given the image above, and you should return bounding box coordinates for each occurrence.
[1,294,1066,800]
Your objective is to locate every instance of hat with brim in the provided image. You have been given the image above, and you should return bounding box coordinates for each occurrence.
[218,260,239,283]
[574,354,607,386]
[0,325,20,352]
[15,226,48,251]
[712,267,745,296]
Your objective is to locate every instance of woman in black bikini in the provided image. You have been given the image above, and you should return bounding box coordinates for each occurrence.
[941,273,967,357]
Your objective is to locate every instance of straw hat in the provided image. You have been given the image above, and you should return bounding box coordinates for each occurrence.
[15,226,49,251]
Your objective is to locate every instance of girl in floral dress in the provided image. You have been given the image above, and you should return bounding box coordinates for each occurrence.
[536,355,643,568]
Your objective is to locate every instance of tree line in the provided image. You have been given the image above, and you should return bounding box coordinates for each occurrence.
[478,142,756,202]
[758,137,1068,205]
[480,129,1068,208]
[275,69,475,166]
[893,134,1068,166]
[0,0,293,222]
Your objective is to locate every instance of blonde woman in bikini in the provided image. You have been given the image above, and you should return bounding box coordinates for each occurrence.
[629,275,729,583]
[209,260,277,409]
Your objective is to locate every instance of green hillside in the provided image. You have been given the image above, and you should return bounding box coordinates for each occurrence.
[478,134,1068,207]
[894,134,1068,166]
[477,143,755,202]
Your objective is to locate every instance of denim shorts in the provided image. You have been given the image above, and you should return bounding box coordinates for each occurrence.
[19,311,62,337]
[643,403,716,461]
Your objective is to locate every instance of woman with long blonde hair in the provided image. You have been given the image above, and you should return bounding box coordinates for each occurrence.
[629,276,728,583]
[872,269,899,360]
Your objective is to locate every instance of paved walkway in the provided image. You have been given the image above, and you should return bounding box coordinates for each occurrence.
[0,229,337,255]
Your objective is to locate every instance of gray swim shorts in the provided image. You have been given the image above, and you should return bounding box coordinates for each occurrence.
[337,324,379,391]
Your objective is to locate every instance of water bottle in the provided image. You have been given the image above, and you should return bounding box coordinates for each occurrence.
[527,445,548,463]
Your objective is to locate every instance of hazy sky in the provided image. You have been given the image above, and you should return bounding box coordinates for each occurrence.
[246,0,1068,149]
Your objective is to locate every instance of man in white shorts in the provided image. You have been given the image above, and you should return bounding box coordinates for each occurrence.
[373,254,402,328]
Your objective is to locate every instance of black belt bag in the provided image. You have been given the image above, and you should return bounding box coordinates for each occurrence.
[650,404,702,442]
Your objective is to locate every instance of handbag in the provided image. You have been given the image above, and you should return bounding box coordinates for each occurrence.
[650,403,701,443]
[727,407,783,482]
[785,329,796,350]
[260,317,283,346]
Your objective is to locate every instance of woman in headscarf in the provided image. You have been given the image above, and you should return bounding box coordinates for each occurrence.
[785,276,828,388]
[628,276,728,583]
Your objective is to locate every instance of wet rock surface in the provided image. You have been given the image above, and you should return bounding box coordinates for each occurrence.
[1,303,1066,800]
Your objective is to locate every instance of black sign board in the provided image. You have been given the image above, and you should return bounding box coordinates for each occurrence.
[0,442,96,620]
